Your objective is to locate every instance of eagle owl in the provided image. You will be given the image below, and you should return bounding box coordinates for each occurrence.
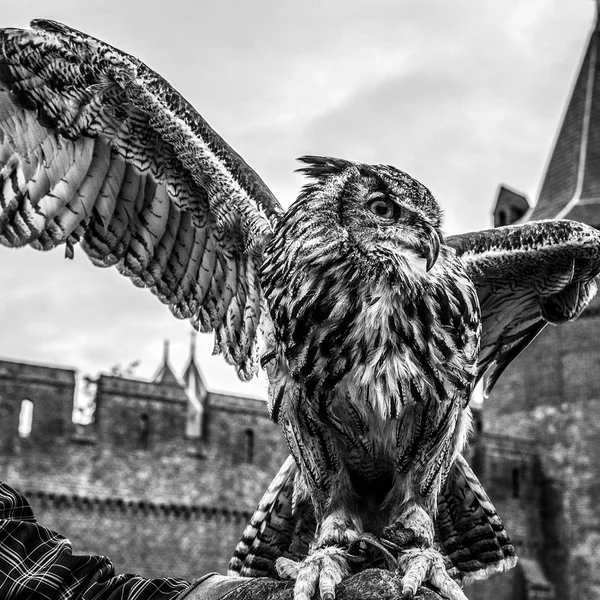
[1,20,600,600]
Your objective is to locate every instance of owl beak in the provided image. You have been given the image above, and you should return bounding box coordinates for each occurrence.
[423,227,441,272]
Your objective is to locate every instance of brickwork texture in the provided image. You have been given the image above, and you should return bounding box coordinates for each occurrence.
[0,356,289,581]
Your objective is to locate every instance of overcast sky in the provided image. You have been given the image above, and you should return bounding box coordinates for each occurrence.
[0,0,596,400]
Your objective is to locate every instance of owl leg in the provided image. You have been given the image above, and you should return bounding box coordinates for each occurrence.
[383,503,467,600]
[274,403,363,599]
[276,506,361,600]
[276,462,363,600]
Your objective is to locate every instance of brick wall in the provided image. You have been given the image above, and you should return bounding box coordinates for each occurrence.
[95,375,189,447]
[205,393,288,474]
[23,490,251,580]
[0,358,290,579]
[462,432,552,600]
[472,436,544,556]
[0,359,75,453]
[0,439,288,578]
[484,301,600,600]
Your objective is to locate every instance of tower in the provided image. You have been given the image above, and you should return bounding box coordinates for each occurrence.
[492,185,529,228]
[153,340,181,387]
[484,7,600,599]
[528,2,600,227]
[94,341,189,448]
[182,331,209,441]
[0,359,75,453]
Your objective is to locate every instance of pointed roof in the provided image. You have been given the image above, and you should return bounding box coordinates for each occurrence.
[529,11,600,224]
[182,331,208,439]
[493,185,530,227]
[153,340,181,387]
[182,331,208,401]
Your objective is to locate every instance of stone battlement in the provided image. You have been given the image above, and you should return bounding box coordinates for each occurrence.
[210,391,269,416]
[97,374,187,403]
[0,358,75,386]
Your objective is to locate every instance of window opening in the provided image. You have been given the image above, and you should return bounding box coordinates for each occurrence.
[139,412,150,447]
[512,467,521,498]
[18,399,33,438]
[244,429,254,463]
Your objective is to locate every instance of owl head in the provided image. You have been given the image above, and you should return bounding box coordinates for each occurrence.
[294,156,443,275]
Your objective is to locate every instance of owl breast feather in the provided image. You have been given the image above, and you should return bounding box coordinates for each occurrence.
[262,227,480,423]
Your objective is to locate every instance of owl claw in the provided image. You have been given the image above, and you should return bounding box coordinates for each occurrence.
[398,547,468,600]
[275,546,351,600]
[276,556,300,580]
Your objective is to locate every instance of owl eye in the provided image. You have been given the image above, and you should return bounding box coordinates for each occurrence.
[366,197,397,220]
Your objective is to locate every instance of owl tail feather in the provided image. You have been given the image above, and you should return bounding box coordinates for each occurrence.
[228,455,316,578]
[435,454,517,583]
[228,453,516,583]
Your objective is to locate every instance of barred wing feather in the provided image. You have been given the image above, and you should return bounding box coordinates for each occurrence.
[0,19,283,379]
[447,219,600,396]
[228,455,312,578]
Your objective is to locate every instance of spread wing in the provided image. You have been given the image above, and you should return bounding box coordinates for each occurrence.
[0,19,284,379]
[446,219,600,396]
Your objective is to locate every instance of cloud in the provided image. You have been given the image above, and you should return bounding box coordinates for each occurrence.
[0,0,596,397]
[0,248,267,398]
[232,0,594,234]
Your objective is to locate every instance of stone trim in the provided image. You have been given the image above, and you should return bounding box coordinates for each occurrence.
[208,402,270,418]
[480,432,537,449]
[208,393,269,417]
[26,489,252,523]
[0,359,75,387]
[97,375,187,403]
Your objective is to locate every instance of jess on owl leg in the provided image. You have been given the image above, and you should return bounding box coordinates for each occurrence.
[382,501,467,600]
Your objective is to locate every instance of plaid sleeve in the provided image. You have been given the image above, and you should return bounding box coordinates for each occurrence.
[0,481,192,600]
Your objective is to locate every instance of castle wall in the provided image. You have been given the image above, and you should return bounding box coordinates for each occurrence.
[471,435,544,558]
[0,359,75,453]
[485,301,600,600]
[94,375,189,447]
[464,433,552,600]
[486,296,600,434]
[23,489,250,580]
[205,393,289,474]
[0,359,290,580]
[0,343,573,593]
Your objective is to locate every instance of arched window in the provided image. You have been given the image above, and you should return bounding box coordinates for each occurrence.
[475,415,483,435]
[139,413,150,448]
[244,429,254,464]
[497,209,508,227]
[512,467,521,498]
[18,399,33,438]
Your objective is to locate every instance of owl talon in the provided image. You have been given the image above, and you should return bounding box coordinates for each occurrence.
[276,556,300,580]
[398,547,467,600]
[275,546,351,600]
